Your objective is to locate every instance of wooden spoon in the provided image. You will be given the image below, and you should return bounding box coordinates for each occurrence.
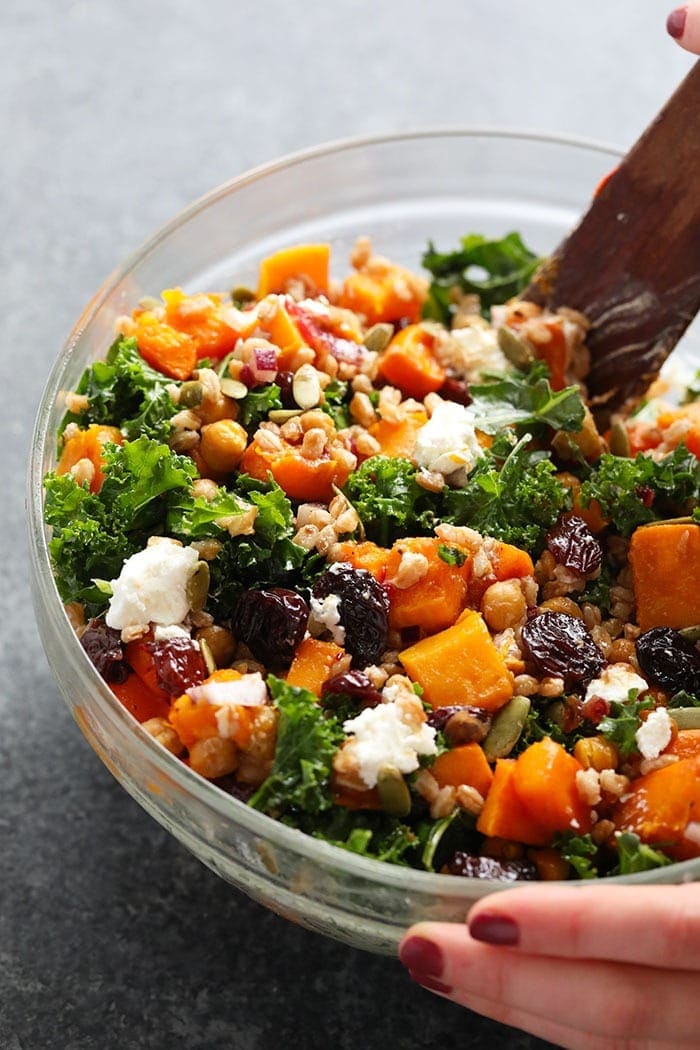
[524,60,700,421]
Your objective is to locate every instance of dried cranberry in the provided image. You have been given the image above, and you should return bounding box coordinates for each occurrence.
[275,371,296,408]
[546,512,603,575]
[321,671,382,710]
[236,588,309,667]
[636,484,655,508]
[80,619,128,683]
[520,612,604,689]
[445,853,539,881]
[635,627,700,695]
[581,695,611,725]
[149,637,207,695]
[439,377,473,406]
[312,563,389,668]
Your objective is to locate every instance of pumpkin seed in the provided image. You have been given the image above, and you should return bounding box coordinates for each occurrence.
[679,624,700,643]
[497,326,533,370]
[198,636,217,675]
[609,419,631,457]
[186,561,210,612]
[639,516,696,528]
[179,380,204,409]
[268,408,303,424]
[231,284,256,306]
[669,707,700,729]
[292,363,322,410]
[482,695,531,761]
[376,766,412,817]
[219,376,249,400]
[138,295,161,311]
[362,322,394,354]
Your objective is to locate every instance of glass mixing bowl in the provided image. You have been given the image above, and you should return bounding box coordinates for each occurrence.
[28,131,700,955]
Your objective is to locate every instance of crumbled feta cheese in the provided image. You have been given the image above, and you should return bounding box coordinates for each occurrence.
[187,673,267,708]
[584,664,648,705]
[153,624,192,642]
[441,323,508,381]
[342,701,437,788]
[309,593,346,645]
[106,540,199,630]
[414,401,484,479]
[186,672,267,738]
[635,707,673,761]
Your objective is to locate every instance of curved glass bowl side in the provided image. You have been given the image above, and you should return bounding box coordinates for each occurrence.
[28,130,700,956]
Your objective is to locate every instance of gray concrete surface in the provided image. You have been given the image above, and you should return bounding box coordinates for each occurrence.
[2,2,694,1047]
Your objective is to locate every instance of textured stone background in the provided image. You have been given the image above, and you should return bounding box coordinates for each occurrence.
[2,2,693,1047]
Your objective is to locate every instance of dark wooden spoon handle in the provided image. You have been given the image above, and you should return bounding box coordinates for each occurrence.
[524,60,700,418]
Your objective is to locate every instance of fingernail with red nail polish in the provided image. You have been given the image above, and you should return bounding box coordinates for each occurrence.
[399,935,443,976]
[410,971,453,995]
[469,912,520,946]
[667,6,688,38]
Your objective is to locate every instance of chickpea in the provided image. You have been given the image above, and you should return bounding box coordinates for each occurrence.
[481,579,527,632]
[142,718,184,756]
[574,735,620,772]
[199,419,248,474]
[188,736,238,779]
[539,596,585,620]
[195,625,236,668]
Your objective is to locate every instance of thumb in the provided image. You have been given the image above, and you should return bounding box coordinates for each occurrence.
[667,4,700,54]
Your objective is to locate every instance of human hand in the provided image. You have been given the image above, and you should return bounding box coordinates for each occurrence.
[667,5,700,52]
[399,882,700,1049]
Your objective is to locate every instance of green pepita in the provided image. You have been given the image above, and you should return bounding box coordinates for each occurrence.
[639,516,696,528]
[186,560,210,612]
[482,695,531,761]
[376,766,412,817]
[362,323,394,354]
[497,326,533,370]
[198,636,217,675]
[179,380,204,409]
[609,419,631,458]
[669,707,700,729]
[231,285,256,307]
[679,624,700,643]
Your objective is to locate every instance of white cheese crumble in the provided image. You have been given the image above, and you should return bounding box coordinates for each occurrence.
[584,664,648,705]
[342,702,437,789]
[442,323,508,381]
[106,540,199,631]
[308,593,346,645]
[635,707,673,761]
[153,624,192,642]
[186,673,268,739]
[414,401,484,479]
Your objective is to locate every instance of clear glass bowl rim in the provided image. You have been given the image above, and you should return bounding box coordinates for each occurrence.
[28,127,700,895]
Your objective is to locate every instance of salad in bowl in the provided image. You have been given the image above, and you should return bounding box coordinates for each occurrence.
[43,225,700,885]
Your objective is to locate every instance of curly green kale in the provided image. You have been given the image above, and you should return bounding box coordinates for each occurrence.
[60,335,179,441]
[44,436,196,608]
[468,362,586,436]
[343,455,438,547]
[580,445,700,536]
[441,434,571,554]
[249,676,345,818]
[422,232,541,323]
